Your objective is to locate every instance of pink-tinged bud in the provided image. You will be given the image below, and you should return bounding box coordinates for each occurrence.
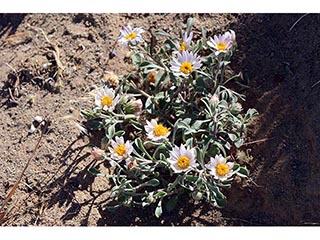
[132,99,143,115]
[91,147,105,160]
[126,159,137,170]
[210,94,220,105]
[124,98,143,115]
[229,30,236,43]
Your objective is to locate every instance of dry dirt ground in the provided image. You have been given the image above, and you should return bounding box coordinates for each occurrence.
[0,13,320,226]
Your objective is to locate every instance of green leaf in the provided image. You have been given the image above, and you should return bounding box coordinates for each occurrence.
[106,124,115,139]
[164,39,177,49]
[154,191,167,198]
[86,120,103,130]
[234,138,244,148]
[236,167,250,177]
[145,96,155,114]
[153,144,168,159]
[228,133,238,141]
[233,164,240,172]
[130,120,144,131]
[140,61,163,71]
[155,199,163,218]
[165,195,178,212]
[185,175,198,182]
[115,130,125,136]
[201,26,207,40]
[134,138,151,159]
[195,147,204,164]
[154,29,171,37]
[185,138,193,148]
[141,179,160,187]
[175,118,191,129]
[140,61,153,68]
[87,167,105,177]
[215,196,226,207]
[192,191,203,201]
[212,187,226,207]
[118,194,127,204]
[244,108,259,122]
[186,17,195,34]
[193,39,203,53]
[191,119,210,130]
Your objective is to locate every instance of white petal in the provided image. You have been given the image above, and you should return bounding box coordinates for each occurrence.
[111,140,117,148]
[150,119,158,127]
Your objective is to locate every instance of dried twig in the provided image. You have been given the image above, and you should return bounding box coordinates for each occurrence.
[289,13,309,32]
[0,120,48,225]
[27,24,65,85]
[242,138,272,146]
[311,80,320,89]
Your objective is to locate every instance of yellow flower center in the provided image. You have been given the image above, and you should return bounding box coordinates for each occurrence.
[153,124,170,137]
[115,144,126,156]
[217,42,227,51]
[180,42,186,52]
[216,163,229,176]
[125,32,136,40]
[177,155,191,169]
[180,62,193,74]
[100,96,113,107]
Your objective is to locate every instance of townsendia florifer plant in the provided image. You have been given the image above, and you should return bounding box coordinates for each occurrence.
[81,18,258,217]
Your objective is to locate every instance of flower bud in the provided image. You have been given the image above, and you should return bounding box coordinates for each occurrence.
[91,147,106,160]
[230,102,243,114]
[126,158,137,170]
[210,94,220,105]
[103,71,119,87]
[229,30,236,44]
[124,98,143,115]
[147,71,157,85]
[146,193,155,203]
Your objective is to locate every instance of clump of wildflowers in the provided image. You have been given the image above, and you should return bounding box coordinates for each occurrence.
[81,18,258,218]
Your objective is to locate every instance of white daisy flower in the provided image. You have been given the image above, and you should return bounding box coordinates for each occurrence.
[170,51,202,77]
[175,31,193,53]
[118,25,145,47]
[207,32,232,54]
[144,119,171,141]
[167,144,198,173]
[205,154,234,181]
[94,87,119,112]
[108,136,133,161]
